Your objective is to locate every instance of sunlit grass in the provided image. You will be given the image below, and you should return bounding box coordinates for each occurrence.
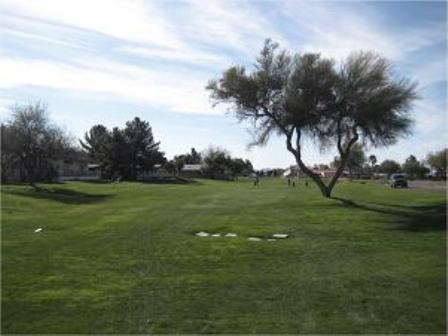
[1,178,445,333]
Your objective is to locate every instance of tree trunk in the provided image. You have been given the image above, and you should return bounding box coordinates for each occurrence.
[294,156,331,197]
[285,126,359,198]
[27,166,37,189]
[21,156,38,189]
[285,129,332,197]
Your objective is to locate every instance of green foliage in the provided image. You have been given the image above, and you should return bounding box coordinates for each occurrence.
[336,52,417,147]
[201,147,232,178]
[79,124,110,167]
[378,159,401,175]
[207,39,418,197]
[426,149,447,176]
[201,146,253,179]
[124,117,164,179]
[1,102,73,186]
[332,143,366,176]
[172,148,203,174]
[80,117,165,179]
[402,155,429,178]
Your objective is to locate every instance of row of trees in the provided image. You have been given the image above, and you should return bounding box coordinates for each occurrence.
[1,101,445,188]
[330,145,445,178]
[2,40,442,197]
[1,103,255,186]
[164,148,202,175]
[163,147,253,179]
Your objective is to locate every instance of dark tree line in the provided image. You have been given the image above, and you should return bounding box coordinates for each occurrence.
[80,117,165,179]
[165,148,203,175]
[330,145,432,179]
[1,102,254,186]
[426,149,447,177]
[201,146,253,179]
[164,146,253,179]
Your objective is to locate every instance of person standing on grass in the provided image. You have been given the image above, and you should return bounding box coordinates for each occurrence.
[288,178,291,187]
[253,175,259,187]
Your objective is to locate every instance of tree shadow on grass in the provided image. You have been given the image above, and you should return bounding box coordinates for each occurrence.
[138,177,201,185]
[332,197,446,232]
[5,187,114,205]
[79,177,200,185]
[77,180,113,184]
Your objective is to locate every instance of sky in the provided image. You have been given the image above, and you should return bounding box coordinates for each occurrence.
[0,0,446,169]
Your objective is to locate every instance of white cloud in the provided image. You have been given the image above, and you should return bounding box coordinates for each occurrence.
[411,58,447,87]
[0,97,16,118]
[0,55,220,115]
[180,0,288,55]
[1,27,82,49]
[0,14,99,51]
[0,0,289,116]
[116,45,230,67]
[282,1,446,62]
[413,100,447,135]
[0,0,445,123]
[0,0,181,49]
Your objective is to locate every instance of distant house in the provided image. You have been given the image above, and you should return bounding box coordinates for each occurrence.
[283,165,300,177]
[180,164,202,178]
[315,166,349,178]
[283,164,347,178]
[55,161,101,181]
[284,164,322,177]
[320,169,338,178]
[138,164,169,180]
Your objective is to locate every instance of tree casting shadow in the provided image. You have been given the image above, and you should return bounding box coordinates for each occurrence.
[5,187,114,205]
[78,177,200,185]
[332,197,446,232]
[138,177,200,185]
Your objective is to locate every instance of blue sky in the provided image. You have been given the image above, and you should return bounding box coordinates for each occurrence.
[0,0,446,169]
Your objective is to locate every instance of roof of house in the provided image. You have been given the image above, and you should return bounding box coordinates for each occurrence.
[181,164,202,171]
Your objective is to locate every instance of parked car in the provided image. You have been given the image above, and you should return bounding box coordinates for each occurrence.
[389,173,408,188]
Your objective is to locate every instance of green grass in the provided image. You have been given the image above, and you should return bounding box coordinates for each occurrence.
[1,178,446,334]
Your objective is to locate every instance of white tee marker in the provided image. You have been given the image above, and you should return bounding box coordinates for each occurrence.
[272,233,288,239]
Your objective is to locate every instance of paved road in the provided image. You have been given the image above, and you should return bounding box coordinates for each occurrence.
[406,180,446,193]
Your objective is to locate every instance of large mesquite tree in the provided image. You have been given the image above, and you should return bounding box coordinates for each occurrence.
[207,39,418,197]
